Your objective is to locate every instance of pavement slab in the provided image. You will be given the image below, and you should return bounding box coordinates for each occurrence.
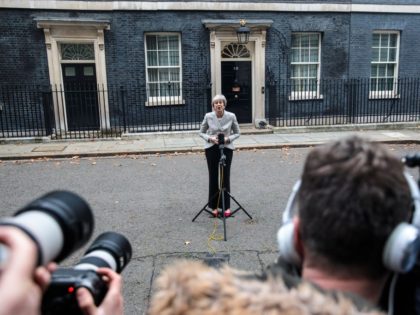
[0,126,419,160]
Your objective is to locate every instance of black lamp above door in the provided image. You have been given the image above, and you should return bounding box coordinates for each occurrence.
[237,19,250,44]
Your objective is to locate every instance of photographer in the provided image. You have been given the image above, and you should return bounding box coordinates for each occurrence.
[0,226,53,315]
[199,94,240,217]
[0,225,124,315]
[149,136,418,315]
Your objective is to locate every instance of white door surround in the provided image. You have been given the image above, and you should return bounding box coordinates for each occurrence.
[36,18,110,131]
[202,19,273,126]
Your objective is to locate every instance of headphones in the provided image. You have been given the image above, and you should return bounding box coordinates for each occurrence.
[277,172,420,273]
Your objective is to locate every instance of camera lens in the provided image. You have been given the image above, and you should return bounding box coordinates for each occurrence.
[75,232,132,273]
[0,190,94,265]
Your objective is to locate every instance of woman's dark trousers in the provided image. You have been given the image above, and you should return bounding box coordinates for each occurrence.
[205,145,233,210]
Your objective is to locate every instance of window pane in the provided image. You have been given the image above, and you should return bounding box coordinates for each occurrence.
[148,69,158,82]
[301,65,308,77]
[169,69,180,81]
[380,48,388,62]
[389,34,397,47]
[64,66,76,77]
[372,34,380,47]
[291,48,299,62]
[291,66,298,78]
[169,51,179,66]
[148,83,159,96]
[389,48,397,61]
[387,64,395,77]
[291,35,300,48]
[147,51,158,66]
[158,36,168,50]
[146,36,157,50]
[301,48,309,62]
[83,66,94,76]
[301,34,309,46]
[309,65,317,77]
[309,34,319,46]
[377,64,385,77]
[159,69,169,81]
[158,51,169,66]
[168,36,179,50]
[310,48,318,62]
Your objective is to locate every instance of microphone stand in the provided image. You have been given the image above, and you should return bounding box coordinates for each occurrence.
[192,135,253,241]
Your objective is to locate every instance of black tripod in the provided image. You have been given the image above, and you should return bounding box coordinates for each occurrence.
[192,144,252,241]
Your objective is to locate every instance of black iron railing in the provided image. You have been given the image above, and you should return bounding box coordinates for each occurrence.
[0,83,211,139]
[265,77,420,127]
[0,79,419,139]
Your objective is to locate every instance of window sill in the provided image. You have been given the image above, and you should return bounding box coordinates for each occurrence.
[369,92,400,100]
[145,98,185,107]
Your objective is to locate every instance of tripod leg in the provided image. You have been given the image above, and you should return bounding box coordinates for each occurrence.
[192,203,208,222]
[192,191,219,222]
[221,187,227,241]
[227,192,253,219]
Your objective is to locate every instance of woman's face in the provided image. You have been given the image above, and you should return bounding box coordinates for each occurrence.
[213,100,225,115]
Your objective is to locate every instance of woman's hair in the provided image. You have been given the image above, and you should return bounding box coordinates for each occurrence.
[212,94,227,107]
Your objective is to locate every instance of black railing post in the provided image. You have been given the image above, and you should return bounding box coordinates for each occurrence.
[42,87,53,137]
[120,86,127,133]
[168,82,173,131]
[346,78,356,124]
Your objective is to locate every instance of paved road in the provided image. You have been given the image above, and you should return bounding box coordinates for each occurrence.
[1,144,419,314]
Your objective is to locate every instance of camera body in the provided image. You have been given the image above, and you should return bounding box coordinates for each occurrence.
[41,231,132,315]
[42,269,107,315]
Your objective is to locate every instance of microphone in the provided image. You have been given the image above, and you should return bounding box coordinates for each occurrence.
[217,133,225,148]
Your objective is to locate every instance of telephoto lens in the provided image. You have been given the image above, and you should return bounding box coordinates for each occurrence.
[42,232,133,315]
[0,190,94,265]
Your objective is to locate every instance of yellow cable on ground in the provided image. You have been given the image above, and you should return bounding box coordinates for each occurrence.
[207,164,225,254]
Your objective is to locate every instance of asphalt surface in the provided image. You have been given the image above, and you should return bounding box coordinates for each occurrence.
[1,142,420,314]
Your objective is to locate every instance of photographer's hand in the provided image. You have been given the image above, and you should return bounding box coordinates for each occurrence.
[76,267,123,315]
[0,226,52,315]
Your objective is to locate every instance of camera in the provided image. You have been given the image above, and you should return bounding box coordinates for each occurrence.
[0,190,94,265]
[42,231,132,315]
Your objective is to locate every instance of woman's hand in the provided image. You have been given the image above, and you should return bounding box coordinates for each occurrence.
[209,136,218,144]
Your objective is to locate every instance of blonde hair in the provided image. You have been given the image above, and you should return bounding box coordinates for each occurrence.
[212,94,227,107]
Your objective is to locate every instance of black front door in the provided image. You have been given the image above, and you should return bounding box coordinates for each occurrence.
[221,61,252,123]
[62,64,99,131]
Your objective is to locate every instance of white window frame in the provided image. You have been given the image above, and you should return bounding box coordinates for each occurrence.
[290,32,322,100]
[370,31,400,99]
[144,32,184,106]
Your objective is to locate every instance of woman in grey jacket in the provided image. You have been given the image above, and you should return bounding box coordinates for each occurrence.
[199,94,240,217]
